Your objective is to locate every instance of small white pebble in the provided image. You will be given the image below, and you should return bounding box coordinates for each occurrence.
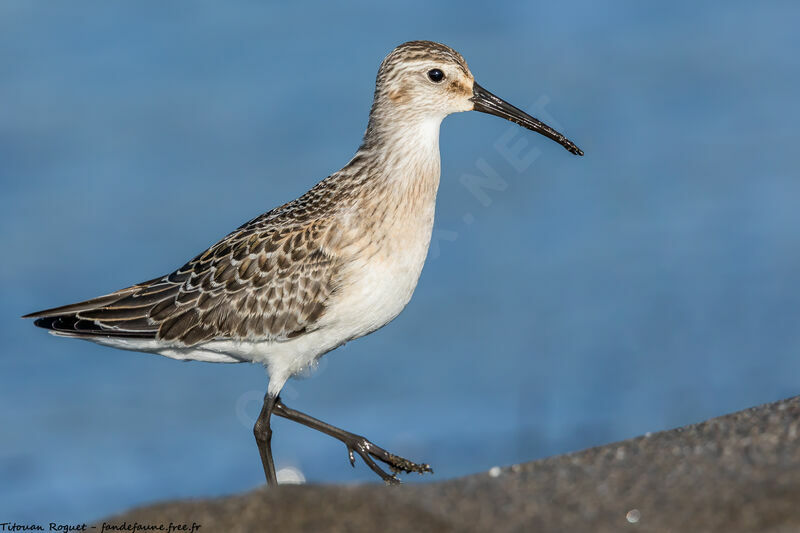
[615,447,626,460]
[276,466,306,485]
[626,509,641,523]
[644,432,652,438]
[488,466,502,478]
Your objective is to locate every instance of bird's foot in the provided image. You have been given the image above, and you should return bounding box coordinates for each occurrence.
[272,398,432,485]
[343,434,433,485]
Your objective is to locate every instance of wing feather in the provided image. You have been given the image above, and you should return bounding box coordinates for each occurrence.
[26,216,340,346]
[22,276,165,318]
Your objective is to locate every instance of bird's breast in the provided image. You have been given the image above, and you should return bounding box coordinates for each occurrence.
[325,175,438,340]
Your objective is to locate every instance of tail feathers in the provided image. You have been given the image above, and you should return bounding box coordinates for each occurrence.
[33,315,157,338]
[22,276,165,319]
[23,276,171,339]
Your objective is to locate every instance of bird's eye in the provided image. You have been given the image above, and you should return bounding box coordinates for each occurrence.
[427,69,445,83]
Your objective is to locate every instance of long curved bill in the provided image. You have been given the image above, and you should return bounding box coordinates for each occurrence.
[471,82,583,156]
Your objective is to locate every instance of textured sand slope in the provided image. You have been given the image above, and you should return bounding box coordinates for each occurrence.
[103,396,800,533]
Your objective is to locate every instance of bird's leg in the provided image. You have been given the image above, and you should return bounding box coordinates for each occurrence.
[253,392,279,486]
[272,398,433,485]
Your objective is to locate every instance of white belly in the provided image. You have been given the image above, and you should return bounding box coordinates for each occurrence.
[328,233,432,340]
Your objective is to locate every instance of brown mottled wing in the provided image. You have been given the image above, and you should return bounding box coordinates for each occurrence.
[26,219,339,346]
[155,219,336,344]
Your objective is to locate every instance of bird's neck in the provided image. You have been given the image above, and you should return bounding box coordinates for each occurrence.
[357,112,443,192]
[325,112,443,240]
[322,113,444,260]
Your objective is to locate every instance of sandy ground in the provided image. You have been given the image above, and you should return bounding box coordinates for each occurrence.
[101,396,800,532]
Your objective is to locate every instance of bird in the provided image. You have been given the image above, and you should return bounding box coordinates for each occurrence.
[23,40,583,486]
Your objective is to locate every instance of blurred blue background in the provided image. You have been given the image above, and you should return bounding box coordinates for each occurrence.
[3,0,800,523]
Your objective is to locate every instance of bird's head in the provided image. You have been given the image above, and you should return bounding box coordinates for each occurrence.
[371,40,582,156]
